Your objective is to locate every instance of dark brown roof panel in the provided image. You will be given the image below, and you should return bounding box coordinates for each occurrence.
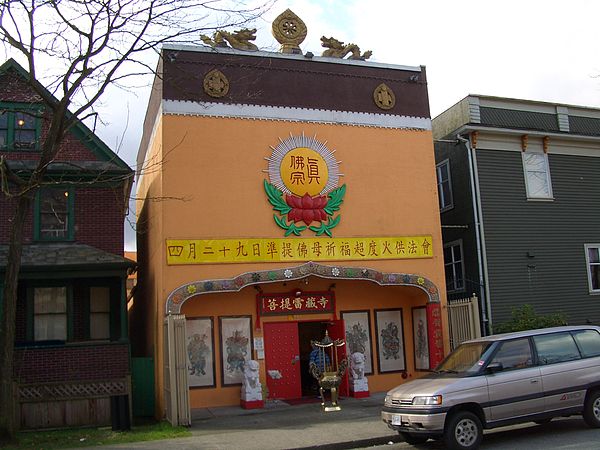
[161,47,430,119]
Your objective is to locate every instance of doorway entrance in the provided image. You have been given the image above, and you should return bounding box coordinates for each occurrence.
[263,319,347,400]
[298,321,329,396]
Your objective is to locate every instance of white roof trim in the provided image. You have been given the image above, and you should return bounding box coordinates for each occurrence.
[162,100,431,131]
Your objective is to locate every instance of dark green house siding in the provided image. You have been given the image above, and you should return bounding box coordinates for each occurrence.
[476,149,600,326]
[436,142,482,301]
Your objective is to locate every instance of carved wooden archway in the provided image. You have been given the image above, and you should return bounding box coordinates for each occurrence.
[166,261,440,315]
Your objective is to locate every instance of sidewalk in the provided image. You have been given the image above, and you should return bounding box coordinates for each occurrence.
[101,392,404,449]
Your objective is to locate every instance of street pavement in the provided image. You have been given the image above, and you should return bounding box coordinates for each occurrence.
[98,391,403,449]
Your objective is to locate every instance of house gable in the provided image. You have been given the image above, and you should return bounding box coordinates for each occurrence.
[0,58,130,170]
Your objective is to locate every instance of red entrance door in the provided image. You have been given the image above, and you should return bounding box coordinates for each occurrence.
[327,320,349,397]
[263,322,302,399]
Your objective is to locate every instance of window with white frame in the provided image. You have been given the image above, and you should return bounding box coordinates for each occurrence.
[522,151,553,199]
[90,287,110,340]
[585,244,600,293]
[444,241,465,292]
[34,287,67,341]
[436,159,453,211]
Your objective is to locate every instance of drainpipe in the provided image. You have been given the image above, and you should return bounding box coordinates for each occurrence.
[456,133,492,335]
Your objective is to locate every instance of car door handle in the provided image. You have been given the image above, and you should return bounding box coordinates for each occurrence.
[530,379,539,383]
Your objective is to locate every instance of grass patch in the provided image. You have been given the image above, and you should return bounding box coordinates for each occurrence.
[4,421,191,449]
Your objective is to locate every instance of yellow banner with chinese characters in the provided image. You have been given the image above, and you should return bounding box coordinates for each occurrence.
[166,236,433,265]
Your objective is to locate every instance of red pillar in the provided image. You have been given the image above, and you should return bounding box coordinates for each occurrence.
[426,303,444,369]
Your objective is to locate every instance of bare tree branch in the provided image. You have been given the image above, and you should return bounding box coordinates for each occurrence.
[0,0,274,441]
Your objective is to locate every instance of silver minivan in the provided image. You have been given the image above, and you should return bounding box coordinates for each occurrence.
[381,325,600,450]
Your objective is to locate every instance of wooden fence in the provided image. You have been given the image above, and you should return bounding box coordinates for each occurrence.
[16,377,130,429]
[447,295,482,350]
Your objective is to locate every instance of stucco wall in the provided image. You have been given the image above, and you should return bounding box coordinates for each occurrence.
[159,116,443,277]
[181,278,434,407]
[135,113,446,412]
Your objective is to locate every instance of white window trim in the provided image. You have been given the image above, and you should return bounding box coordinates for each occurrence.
[584,244,600,294]
[444,239,465,293]
[522,150,554,200]
[436,158,454,212]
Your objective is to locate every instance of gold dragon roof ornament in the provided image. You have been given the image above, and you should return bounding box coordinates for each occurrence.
[201,28,259,51]
[272,9,307,54]
[321,36,372,60]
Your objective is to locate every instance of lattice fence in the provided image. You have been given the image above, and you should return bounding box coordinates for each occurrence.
[19,379,129,402]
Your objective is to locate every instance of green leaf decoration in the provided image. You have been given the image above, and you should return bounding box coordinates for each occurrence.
[273,214,288,230]
[264,180,291,215]
[328,214,341,228]
[309,215,341,237]
[287,222,307,236]
[324,184,346,216]
[274,214,306,236]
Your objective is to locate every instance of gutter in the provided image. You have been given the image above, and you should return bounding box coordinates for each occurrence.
[455,124,600,144]
[457,133,492,335]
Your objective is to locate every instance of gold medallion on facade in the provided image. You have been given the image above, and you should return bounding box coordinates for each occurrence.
[203,69,229,98]
[373,83,396,110]
[272,9,307,54]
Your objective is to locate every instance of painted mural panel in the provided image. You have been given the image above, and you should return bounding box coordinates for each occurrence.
[186,317,215,388]
[375,309,406,373]
[341,310,373,375]
[412,307,430,370]
[219,316,253,386]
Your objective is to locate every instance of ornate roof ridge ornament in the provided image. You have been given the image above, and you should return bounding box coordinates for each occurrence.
[272,9,307,54]
[203,69,229,98]
[373,83,395,110]
[200,28,259,52]
[321,36,372,60]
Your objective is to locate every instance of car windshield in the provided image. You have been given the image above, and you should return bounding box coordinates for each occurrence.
[435,341,494,375]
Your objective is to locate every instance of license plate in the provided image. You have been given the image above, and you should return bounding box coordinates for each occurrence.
[392,414,402,425]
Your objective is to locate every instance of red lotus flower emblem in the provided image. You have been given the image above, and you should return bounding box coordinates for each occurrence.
[286,193,328,225]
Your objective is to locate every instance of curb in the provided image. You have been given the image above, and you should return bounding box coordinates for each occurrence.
[288,434,405,450]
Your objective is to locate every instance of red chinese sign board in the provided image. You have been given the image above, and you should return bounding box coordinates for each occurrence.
[426,303,444,369]
[258,291,335,316]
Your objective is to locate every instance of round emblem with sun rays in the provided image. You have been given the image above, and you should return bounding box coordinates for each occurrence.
[264,134,346,236]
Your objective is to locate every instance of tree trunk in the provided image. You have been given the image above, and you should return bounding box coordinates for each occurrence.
[0,194,32,443]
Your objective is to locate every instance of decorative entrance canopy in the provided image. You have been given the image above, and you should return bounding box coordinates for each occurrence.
[165,261,439,315]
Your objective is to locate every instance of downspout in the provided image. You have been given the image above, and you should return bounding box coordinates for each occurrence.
[456,133,492,335]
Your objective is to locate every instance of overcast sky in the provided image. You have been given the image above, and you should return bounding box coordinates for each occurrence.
[88,0,600,250]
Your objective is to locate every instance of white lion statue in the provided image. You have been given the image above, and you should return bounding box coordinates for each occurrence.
[243,359,261,390]
[350,352,366,380]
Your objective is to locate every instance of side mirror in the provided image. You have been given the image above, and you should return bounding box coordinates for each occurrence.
[486,362,504,373]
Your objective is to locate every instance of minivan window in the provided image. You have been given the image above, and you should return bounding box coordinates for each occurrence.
[533,332,581,365]
[489,338,533,370]
[572,329,600,358]
[436,341,493,374]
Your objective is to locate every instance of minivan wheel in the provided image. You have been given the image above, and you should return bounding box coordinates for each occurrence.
[444,411,483,450]
[583,390,600,428]
[399,431,429,445]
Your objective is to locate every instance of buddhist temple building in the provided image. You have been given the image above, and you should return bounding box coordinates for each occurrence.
[131,10,448,423]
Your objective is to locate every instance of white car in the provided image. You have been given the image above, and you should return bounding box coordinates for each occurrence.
[382,325,600,449]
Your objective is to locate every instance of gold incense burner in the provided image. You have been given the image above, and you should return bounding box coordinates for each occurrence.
[309,331,348,412]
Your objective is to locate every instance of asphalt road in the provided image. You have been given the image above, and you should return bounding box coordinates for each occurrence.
[365,417,600,449]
